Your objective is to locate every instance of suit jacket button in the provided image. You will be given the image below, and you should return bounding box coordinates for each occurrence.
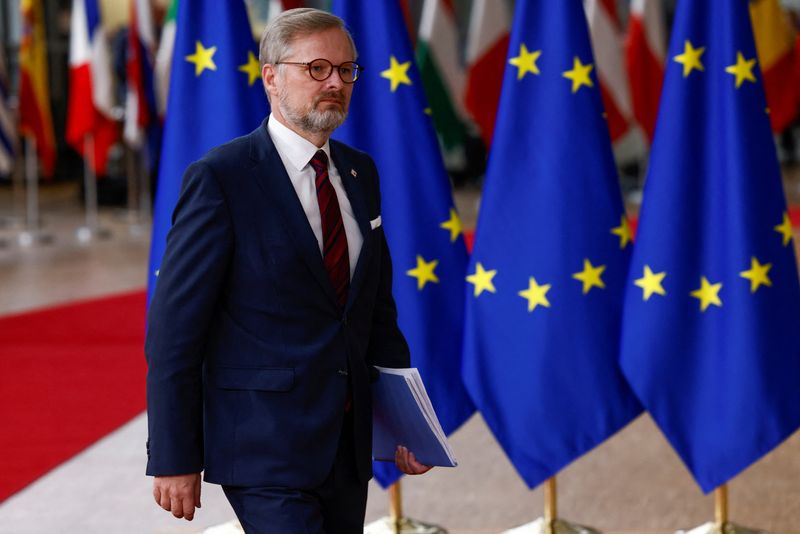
[342,315,348,325]
[337,369,349,376]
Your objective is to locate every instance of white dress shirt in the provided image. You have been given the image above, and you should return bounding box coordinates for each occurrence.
[267,114,363,278]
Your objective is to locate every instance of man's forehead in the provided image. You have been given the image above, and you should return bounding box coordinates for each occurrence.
[287,29,354,58]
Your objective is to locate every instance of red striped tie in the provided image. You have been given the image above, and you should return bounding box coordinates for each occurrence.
[310,150,350,308]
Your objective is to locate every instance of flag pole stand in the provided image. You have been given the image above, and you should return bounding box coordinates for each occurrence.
[675,484,767,534]
[364,481,447,534]
[501,478,600,534]
[17,137,52,247]
[76,135,111,243]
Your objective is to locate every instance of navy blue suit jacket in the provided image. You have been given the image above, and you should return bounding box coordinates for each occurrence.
[145,118,410,488]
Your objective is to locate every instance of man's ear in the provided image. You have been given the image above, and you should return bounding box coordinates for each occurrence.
[262,64,277,98]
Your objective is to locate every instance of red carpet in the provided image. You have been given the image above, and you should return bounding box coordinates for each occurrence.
[0,291,147,501]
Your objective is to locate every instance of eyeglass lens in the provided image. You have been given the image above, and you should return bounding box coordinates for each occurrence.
[308,59,360,83]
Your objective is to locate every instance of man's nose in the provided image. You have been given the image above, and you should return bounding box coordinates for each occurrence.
[325,70,346,90]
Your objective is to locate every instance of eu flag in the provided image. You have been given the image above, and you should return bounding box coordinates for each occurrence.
[461,0,642,488]
[331,0,475,487]
[619,0,800,493]
[147,0,268,301]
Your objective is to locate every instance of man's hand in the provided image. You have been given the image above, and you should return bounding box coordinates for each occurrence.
[394,445,433,475]
[153,473,202,521]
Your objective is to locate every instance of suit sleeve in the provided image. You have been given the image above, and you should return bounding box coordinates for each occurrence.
[365,157,411,370]
[145,161,233,476]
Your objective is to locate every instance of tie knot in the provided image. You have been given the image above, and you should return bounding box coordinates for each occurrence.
[310,150,328,176]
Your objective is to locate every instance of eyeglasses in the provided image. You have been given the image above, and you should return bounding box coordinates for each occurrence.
[275,58,363,84]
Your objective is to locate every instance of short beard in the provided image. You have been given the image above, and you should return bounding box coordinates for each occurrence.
[279,89,348,135]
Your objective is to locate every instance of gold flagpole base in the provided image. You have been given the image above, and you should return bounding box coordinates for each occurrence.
[364,516,447,534]
[502,517,601,534]
[675,521,768,534]
[202,520,244,533]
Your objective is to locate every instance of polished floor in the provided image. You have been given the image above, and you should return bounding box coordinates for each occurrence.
[1,176,800,533]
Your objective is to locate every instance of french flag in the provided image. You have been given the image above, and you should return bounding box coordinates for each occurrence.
[66,0,119,176]
[124,0,157,150]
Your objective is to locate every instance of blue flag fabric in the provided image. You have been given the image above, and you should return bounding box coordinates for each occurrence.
[461,0,642,489]
[147,0,268,301]
[331,0,475,487]
[619,0,800,493]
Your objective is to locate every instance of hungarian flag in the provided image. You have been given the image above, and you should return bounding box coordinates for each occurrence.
[124,0,157,149]
[585,0,632,143]
[18,0,56,177]
[624,0,666,144]
[416,0,468,153]
[464,0,511,146]
[750,0,799,133]
[154,0,178,119]
[67,0,120,175]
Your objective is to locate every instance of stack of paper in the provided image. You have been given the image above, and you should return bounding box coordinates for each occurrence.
[371,367,457,467]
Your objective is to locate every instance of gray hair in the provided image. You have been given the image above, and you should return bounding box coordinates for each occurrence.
[258,8,357,68]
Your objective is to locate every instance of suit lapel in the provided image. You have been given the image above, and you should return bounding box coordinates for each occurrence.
[249,121,338,307]
[331,142,373,311]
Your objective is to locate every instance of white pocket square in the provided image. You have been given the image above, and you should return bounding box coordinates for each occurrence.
[370,216,382,230]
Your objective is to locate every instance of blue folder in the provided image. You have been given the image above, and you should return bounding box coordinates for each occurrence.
[372,367,457,468]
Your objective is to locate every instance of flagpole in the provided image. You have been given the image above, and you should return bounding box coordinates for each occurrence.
[363,480,446,534]
[715,485,728,528]
[76,134,111,242]
[17,136,52,247]
[677,483,766,534]
[124,143,149,238]
[501,476,599,534]
[543,477,557,534]
[389,482,402,532]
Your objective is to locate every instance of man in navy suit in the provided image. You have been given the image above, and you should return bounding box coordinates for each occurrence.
[145,8,430,533]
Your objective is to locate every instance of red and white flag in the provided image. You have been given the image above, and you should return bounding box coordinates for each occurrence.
[66,0,119,175]
[624,0,666,144]
[464,0,511,147]
[585,0,632,143]
[124,0,156,148]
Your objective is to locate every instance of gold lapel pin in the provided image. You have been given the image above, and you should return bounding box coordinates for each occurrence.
[350,169,357,178]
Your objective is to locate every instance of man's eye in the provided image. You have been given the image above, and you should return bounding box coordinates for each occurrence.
[340,67,353,76]
[311,65,326,73]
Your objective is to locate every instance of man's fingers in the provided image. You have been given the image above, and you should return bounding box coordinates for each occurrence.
[194,476,202,508]
[181,495,196,521]
[408,451,432,474]
[153,485,162,507]
[170,495,184,519]
[159,490,172,512]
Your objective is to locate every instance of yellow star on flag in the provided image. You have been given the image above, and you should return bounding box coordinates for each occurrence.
[739,257,772,293]
[518,277,551,312]
[508,43,542,80]
[439,208,462,242]
[562,57,594,93]
[185,41,218,76]
[611,216,633,249]
[774,212,793,246]
[406,255,439,290]
[725,51,757,89]
[466,262,497,297]
[634,265,667,301]
[673,40,705,77]
[690,276,722,312]
[572,259,606,294]
[381,55,412,92]
[238,51,261,86]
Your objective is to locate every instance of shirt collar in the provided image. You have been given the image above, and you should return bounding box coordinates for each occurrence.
[267,113,331,171]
